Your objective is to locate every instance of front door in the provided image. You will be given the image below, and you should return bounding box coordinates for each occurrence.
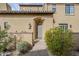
[37,24,42,39]
[34,17,44,40]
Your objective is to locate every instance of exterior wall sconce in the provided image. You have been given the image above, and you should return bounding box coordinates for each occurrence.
[29,23,32,29]
[70,25,72,28]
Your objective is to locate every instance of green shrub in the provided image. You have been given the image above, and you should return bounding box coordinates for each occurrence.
[0,24,15,53]
[16,41,32,54]
[0,29,15,52]
[6,37,16,51]
[45,27,73,56]
[0,30,8,52]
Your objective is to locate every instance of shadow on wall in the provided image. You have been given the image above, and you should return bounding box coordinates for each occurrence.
[20,49,49,56]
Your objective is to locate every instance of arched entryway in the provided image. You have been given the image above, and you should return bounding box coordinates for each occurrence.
[33,16,44,40]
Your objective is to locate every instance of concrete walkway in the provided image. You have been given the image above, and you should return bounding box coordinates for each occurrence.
[24,39,49,56]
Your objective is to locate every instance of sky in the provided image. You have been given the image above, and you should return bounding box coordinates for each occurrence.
[8,3,20,11]
[8,3,44,11]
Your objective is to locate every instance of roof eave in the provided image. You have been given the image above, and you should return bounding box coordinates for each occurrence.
[0,11,54,14]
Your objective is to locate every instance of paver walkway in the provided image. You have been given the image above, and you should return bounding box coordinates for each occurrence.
[25,39,49,56]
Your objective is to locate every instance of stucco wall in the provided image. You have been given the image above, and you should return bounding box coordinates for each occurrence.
[20,6,44,12]
[0,3,8,11]
[53,4,79,49]
[19,3,79,33]
[54,4,79,32]
[0,14,34,45]
[0,14,53,45]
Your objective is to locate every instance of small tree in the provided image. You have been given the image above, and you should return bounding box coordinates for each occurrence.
[45,27,73,56]
[0,24,13,53]
[0,29,8,52]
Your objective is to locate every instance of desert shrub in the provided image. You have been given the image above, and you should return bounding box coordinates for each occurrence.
[0,30,8,52]
[45,27,73,56]
[6,37,16,51]
[0,29,15,52]
[0,24,16,53]
[16,41,32,54]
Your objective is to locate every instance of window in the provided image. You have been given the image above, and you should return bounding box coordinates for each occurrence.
[52,4,56,13]
[65,4,74,15]
[59,23,68,31]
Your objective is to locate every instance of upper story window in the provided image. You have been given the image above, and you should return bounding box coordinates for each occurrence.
[52,4,56,13]
[65,4,74,15]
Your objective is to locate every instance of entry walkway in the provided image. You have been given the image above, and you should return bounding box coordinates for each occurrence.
[25,39,49,56]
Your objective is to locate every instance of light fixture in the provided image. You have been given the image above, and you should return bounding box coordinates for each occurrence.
[70,25,72,28]
[29,23,32,29]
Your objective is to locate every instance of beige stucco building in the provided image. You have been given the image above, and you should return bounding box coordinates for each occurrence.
[0,3,79,46]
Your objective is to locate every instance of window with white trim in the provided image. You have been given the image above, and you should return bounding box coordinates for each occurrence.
[52,4,56,13]
[59,23,68,31]
[65,4,74,15]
